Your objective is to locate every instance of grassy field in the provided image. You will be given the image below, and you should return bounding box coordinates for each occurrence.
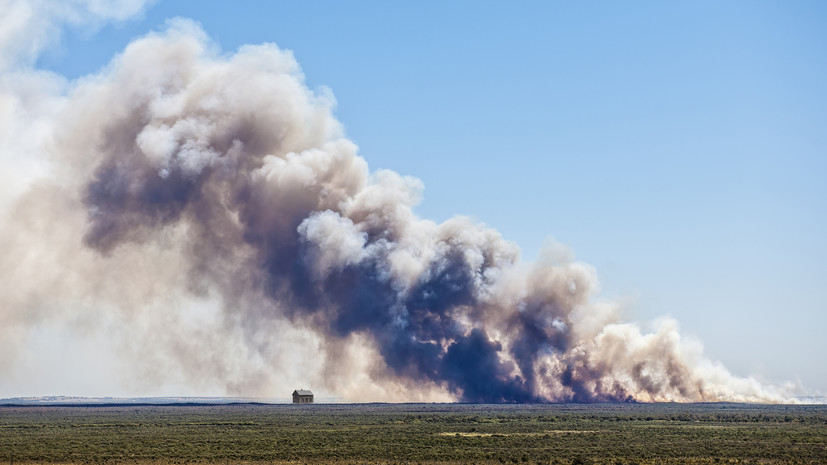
[0,403,824,464]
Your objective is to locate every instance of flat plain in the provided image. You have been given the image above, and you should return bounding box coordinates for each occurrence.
[0,403,824,464]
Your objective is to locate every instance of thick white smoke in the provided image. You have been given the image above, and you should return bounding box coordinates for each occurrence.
[0,15,794,402]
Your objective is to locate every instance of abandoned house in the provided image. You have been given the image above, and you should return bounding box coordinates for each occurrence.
[292,389,314,404]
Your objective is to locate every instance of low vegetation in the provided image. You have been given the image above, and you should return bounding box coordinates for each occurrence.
[1,402,824,464]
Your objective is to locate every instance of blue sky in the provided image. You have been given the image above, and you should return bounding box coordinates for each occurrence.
[37,1,827,393]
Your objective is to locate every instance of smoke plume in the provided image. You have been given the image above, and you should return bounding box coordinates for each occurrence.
[0,18,792,402]
[0,0,154,71]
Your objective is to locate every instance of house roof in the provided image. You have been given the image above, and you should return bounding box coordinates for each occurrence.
[293,390,313,396]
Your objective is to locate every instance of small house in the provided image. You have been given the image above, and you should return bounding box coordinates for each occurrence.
[292,389,314,404]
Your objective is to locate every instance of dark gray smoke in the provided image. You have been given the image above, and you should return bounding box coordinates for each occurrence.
[0,19,792,402]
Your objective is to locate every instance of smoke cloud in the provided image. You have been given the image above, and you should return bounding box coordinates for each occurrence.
[0,0,154,71]
[0,17,793,402]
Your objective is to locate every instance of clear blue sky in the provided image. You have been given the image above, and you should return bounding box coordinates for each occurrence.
[38,1,827,393]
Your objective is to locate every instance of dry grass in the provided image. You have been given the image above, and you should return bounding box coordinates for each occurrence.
[1,403,824,464]
[438,430,608,437]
